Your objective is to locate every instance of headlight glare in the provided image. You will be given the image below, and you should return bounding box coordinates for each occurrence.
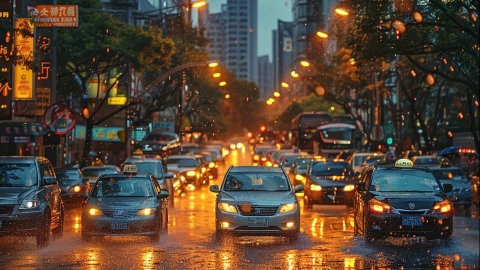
[218,203,238,213]
[186,171,196,177]
[310,184,322,191]
[89,208,102,216]
[343,184,355,192]
[137,208,156,216]
[369,199,394,214]
[432,199,453,214]
[19,193,40,209]
[279,203,298,213]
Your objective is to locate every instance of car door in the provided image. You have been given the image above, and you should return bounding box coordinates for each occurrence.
[40,159,62,220]
[354,167,372,234]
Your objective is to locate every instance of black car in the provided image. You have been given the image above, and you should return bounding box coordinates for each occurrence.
[353,159,454,242]
[303,160,357,209]
[429,167,472,210]
[55,168,91,206]
[81,164,169,241]
[137,132,182,158]
[0,156,64,247]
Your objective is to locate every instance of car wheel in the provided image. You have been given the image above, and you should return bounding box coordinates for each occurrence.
[52,208,64,238]
[36,215,50,247]
[149,222,161,242]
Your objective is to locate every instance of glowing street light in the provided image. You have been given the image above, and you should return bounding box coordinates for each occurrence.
[300,61,310,67]
[273,91,280,97]
[219,81,227,86]
[291,71,299,78]
[335,8,349,16]
[281,82,289,88]
[213,72,221,78]
[191,1,207,8]
[317,31,329,38]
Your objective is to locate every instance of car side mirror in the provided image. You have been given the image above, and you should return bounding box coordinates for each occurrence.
[356,182,366,191]
[210,185,220,193]
[43,176,57,185]
[294,184,304,193]
[158,189,169,199]
[443,183,453,193]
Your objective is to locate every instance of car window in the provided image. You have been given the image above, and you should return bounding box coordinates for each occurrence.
[431,169,467,181]
[223,172,289,191]
[55,170,81,182]
[83,168,119,177]
[310,162,353,176]
[177,159,197,167]
[0,163,37,187]
[133,162,164,179]
[370,170,441,192]
[91,177,154,197]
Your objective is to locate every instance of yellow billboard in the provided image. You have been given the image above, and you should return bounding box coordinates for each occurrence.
[13,18,34,100]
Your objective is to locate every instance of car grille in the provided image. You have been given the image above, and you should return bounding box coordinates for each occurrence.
[0,205,15,215]
[397,209,428,215]
[101,209,138,218]
[238,205,279,216]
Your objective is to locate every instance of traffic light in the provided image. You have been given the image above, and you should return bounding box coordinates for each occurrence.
[81,93,90,119]
[259,125,267,133]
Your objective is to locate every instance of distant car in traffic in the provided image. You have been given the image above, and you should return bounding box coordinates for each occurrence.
[54,168,91,206]
[411,155,443,167]
[81,165,121,184]
[210,166,304,242]
[429,167,472,211]
[0,156,64,247]
[303,160,356,209]
[353,159,454,242]
[166,155,207,188]
[137,131,182,158]
[81,164,169,242]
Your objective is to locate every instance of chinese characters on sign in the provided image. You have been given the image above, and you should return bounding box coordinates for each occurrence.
[0,0,13,120]
[28,5,78,28]
[13,18,34,100]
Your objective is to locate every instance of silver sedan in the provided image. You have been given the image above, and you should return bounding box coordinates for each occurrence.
[210,166,304,242]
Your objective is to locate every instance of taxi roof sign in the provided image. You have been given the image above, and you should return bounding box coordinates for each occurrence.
[123,164,138,174]
[395,158,413,168]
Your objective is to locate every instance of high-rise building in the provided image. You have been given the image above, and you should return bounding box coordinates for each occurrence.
[204,12,227,65]
[204,0,258,85]
[257,55,273,101]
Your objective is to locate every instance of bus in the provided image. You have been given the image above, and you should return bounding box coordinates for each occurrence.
[313,123,357,157]
[291,112,332,153]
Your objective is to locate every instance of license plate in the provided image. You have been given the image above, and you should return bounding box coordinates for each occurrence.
[110,222,128,230]
[402,216,423,226]
[248,217,268,227]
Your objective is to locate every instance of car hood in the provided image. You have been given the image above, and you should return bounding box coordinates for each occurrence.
[219,191,296,203]
[370,191,445,210]
[311,176,354,186]
[0,186,37,204]
[87,197,157,208]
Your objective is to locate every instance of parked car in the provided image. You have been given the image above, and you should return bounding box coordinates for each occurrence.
[0,156,64,247]
[353,159,454,242]
[210,166,304,242]
[54,168,91,206]
[303,160,356,209]
[81,165,121,184]
[429,167,472,210]
[137,132,182,158]
[81,164,169,242]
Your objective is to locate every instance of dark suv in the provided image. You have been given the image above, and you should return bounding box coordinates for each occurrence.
[137,132,182,158]
[0,156,64,247]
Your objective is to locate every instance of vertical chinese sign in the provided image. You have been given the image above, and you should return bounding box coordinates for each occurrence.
[0,0,13,120]
[13,18,34,100]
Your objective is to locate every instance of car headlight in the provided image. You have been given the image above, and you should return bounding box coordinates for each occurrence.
[218,203,238,213]
[209,162,215,168]
[88,208,102,216]
[68,185,82,193]
[19,193,40,209]
[279,203,298,213]
[431,199,453,214]
[186,171,196,177]
[137,208,156,216]
[295,174,305,182]
[310,184,322,191]
[368,199,396,214]
[343,184,355,192]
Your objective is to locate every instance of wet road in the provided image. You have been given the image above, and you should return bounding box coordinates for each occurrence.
[0,146,478,269]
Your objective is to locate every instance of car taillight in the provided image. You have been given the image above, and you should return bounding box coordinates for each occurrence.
[369,199,396,214]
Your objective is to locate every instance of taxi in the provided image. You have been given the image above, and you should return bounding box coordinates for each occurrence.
[81,164,169,241]
[353,159,454,242]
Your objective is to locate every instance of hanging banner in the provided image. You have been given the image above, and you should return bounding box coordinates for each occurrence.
[13,18,34,100]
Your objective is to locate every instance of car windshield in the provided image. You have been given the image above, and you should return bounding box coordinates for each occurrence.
[133,162,164,178]
[311,162,353,177]
[91,177,154,197]
[370,169,441,192]
[0,163,37,187]
[223,172,290,192]
[414,157,440,165]
[431,169,467,181]
[83,167,119,177]
[353,155,372,166]
[167,158,197,167]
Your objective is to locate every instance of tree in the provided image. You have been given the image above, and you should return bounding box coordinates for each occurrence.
[56,1,175,167]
